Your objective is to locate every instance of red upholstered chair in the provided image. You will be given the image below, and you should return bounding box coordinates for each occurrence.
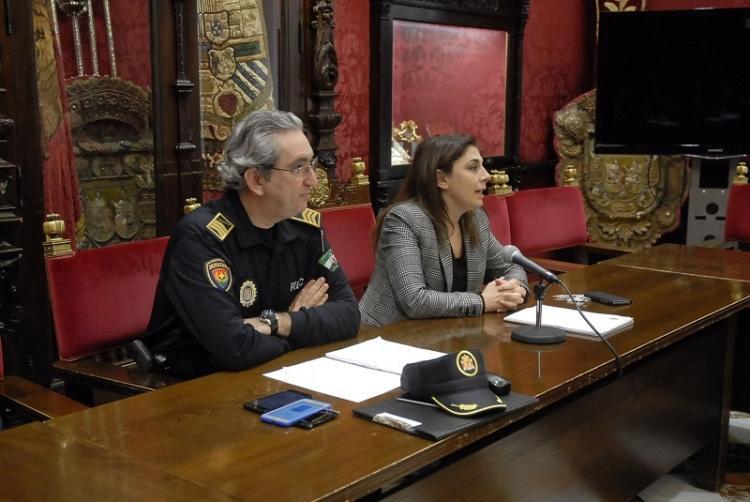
[46,237,177,403]
[0,339,86,426]
[505,186,589,274]
[725,183,750,249]
[320,204,376,299]
[483,194,512,245]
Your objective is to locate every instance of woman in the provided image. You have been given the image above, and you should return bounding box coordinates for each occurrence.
[359,134,528,326]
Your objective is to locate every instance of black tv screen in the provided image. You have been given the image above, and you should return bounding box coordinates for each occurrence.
[595,8,750,155]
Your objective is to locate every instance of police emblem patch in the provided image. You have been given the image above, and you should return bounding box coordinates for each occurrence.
[205,258,232,291]
[318,248,339,271]
[239,279,257,307]
[456,350,478,377]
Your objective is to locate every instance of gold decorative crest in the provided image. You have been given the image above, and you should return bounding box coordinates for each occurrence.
[308,167,331,208]
[456,350,478,377]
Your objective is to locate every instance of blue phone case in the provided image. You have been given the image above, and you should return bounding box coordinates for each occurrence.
[260,398,331,427]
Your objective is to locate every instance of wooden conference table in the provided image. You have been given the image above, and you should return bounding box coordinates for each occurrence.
[2,254,750,501]
[605,243,750,283]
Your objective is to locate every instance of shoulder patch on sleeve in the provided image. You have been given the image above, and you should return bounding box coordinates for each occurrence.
[206,212,234,241]
[318,248,339,271]
[205,258,232,291]
[290,208,321,228]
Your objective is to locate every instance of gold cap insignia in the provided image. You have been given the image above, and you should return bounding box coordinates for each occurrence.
[290,208,321,228]
[206,213,234,241]
[456,350,478,377]
[239,279,257,308]
[451,403,479,411]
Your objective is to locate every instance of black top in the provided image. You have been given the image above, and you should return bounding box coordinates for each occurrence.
[144,190,360,378]
[452,253,468,292]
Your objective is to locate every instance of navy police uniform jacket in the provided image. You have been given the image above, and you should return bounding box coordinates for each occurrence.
[144,190,360,378]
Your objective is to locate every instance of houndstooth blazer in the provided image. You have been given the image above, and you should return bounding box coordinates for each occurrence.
[359,201,528,326]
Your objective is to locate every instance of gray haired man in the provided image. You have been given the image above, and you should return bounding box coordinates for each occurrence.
[140,110,359,379]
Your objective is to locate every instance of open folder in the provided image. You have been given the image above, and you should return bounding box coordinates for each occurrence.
[264,337,444,402]
[504,305,634,339]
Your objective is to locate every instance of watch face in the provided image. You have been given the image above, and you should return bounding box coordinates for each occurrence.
[261,309,274,320]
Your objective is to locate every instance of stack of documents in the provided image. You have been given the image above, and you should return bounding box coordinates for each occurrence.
[504,305,634,338]
[264,337,443,403]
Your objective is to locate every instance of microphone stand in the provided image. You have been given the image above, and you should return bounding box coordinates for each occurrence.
[511,280,566,344]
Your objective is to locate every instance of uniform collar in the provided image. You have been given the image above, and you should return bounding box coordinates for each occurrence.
[222,190,303,248]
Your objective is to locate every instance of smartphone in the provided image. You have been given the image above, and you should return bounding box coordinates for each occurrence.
[244,389,311,414]
[244,390,339,429]
[585,291,632,306]
[261,398,331,427]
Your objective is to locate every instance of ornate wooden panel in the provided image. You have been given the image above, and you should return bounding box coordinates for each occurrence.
[554,90,688,251]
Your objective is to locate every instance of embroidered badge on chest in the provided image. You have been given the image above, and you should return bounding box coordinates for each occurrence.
[239,279,257,307]
[318,248,339,271]
[205,258,232,291]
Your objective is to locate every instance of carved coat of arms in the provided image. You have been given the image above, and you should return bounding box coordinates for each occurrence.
[554,90,688,250]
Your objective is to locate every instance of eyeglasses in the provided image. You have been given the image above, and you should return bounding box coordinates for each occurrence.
[264,157,318,176]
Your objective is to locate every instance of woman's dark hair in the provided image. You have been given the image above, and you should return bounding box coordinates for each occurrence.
[374,134,480,248]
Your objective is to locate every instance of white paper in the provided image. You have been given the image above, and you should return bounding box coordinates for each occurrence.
[504,305,633,338]
[325,336,444,374]
[264,357,402,403]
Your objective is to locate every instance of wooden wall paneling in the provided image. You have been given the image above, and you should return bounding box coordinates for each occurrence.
[275,0,306,118]
[151,0,202,235]
[0,0,52,382]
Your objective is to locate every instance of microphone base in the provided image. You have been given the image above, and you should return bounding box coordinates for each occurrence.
[511,326,566,345]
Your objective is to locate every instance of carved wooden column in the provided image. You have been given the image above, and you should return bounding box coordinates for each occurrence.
[151,0,202,234]
[307,0,341,177]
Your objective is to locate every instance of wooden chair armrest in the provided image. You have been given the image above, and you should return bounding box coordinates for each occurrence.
[53,358,180,397]
[532,257,587,274]
[0,376,87,420]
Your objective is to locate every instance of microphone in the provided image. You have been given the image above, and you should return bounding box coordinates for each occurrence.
[501,245,560,284]
[500,245,566,345]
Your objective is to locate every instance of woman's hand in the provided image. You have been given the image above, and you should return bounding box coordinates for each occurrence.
[481,277,526,313]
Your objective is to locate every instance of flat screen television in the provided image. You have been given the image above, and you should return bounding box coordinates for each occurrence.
[595,8,750,156]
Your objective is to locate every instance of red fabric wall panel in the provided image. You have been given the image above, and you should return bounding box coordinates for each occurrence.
[334,0,370,181]
[392,22,507,156]
[520,0,592,164]
[334,0,593,170]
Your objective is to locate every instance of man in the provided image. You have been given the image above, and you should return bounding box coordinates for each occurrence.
[140,110,360,378]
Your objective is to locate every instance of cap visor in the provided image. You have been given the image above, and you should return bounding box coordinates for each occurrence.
[432,388,506,417]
